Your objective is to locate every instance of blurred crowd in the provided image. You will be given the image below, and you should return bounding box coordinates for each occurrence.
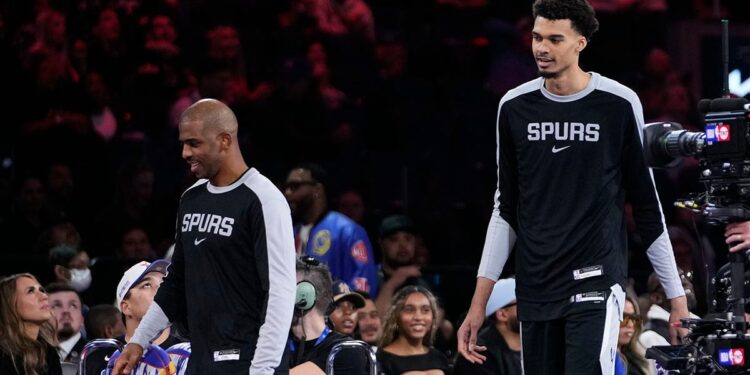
[1,0,750,373]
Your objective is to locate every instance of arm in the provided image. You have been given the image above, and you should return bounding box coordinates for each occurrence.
[250,198,297,375]
[624,96,687,342]
[458,101,518,363]
[375,265,421,319]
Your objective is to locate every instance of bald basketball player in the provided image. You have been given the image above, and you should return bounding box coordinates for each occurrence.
[114,99,296,374]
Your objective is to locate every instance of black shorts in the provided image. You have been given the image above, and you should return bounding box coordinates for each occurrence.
[520,284,624,375]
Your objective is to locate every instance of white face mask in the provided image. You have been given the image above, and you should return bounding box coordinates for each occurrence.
[69,268,92,292]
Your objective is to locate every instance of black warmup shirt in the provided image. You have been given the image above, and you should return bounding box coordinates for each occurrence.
[154,168,296,374]
[477,73,682,320]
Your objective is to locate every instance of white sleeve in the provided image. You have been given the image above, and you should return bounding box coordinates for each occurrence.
[476,189,517,281]
[130,302,171,347]
[249,199,297,375]
[646,231,684,299]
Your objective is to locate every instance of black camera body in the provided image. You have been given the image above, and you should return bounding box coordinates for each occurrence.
[643,97,750,223]
[642,97,750,373]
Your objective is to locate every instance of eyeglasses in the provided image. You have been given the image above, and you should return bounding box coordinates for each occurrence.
[283,180,317,191]
[621,313,642,327]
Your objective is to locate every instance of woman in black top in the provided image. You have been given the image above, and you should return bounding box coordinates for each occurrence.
[0,273,62,375]
[378,286,449,375]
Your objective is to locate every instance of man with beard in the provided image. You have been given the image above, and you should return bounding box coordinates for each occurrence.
[457,0,688,373]
[283,163,377,296]
[454,279,522,375]
[373,214,434,318]
[47,283,86,364]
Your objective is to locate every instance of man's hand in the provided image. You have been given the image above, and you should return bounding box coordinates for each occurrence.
[457,277,495,364]
[389,265,421,286]
[457,304,488,364]
[668,295,690,345]
[112,343,144,375]
[725,222,750,253]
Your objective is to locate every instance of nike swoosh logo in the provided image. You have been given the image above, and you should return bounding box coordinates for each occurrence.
[104,354,111,361]
[194,238,207,245]
[551,145,571,153]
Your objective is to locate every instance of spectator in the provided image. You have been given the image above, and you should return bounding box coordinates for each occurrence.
[85,304,125,340]
[0,273,62,375]
[328,279,365,336]
[283,162,378,295]
[118,226,156,261]
[377,286,449,375]
[453,278,522,375]
[48,244,92,293]
[375,214,433,319]
[287,257,369,374]
[355,291,382,348]
[641,270,698,346]
[46,282,86,364]
[116,260,181,348]
[616,294,650,375]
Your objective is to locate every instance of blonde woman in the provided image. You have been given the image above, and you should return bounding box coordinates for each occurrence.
[377,286,449,375]
[0,273,61,375]
[617,294,650,375]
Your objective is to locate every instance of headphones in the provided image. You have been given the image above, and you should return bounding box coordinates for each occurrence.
[295,256,320,312]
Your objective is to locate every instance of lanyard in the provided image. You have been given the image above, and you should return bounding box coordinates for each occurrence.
[288,326,331,352]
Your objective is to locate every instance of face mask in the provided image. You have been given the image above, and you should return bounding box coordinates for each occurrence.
[69,268,92,292]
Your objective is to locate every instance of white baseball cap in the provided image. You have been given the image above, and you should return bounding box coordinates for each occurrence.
[116,260,170,310]
[485,278,516,317]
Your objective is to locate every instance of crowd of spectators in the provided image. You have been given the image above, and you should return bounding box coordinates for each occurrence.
[1,0,750,373]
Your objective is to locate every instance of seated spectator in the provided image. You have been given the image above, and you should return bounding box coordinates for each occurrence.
[377,286,449,375]
[355,291,382,348]
[642,269,698,346]
[46,283,86,364]
[116,260,182,348]
[616,294,650,375]
[48,244,92,293]
[287,257,368,374]
[85,304,125,340]
[283,163,378,295]
[453,278,521,375]
[375,215,433,318]
[118,226,157,261]
[0,273,62,375]
[329,279,365,336]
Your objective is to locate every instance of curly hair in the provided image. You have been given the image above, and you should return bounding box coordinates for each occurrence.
[0,274,58,375]
[532,0,599,40]
[379,286,439,349]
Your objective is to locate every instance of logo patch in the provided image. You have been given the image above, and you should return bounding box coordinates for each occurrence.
[194,237,206,246]
[353,277,369,293]
[213,349,240,362]
[313,230,331,256]
[351,240,369,263]
[551,145,571,153]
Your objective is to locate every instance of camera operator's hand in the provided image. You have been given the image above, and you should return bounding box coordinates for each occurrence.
[668,295,690,344]
[725,222,750,253]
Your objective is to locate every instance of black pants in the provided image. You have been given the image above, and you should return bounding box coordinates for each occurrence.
[520,285,624,375]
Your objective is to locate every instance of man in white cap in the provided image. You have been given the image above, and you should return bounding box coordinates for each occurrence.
[116,260,183,349]
[454,278,522,375]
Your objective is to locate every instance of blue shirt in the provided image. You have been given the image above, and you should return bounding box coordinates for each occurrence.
[296,211,378,295]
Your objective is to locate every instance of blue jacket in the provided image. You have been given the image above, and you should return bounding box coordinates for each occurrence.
[296,211,378,296]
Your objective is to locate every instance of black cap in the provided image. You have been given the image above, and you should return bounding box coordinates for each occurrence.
[379,215,415,238]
